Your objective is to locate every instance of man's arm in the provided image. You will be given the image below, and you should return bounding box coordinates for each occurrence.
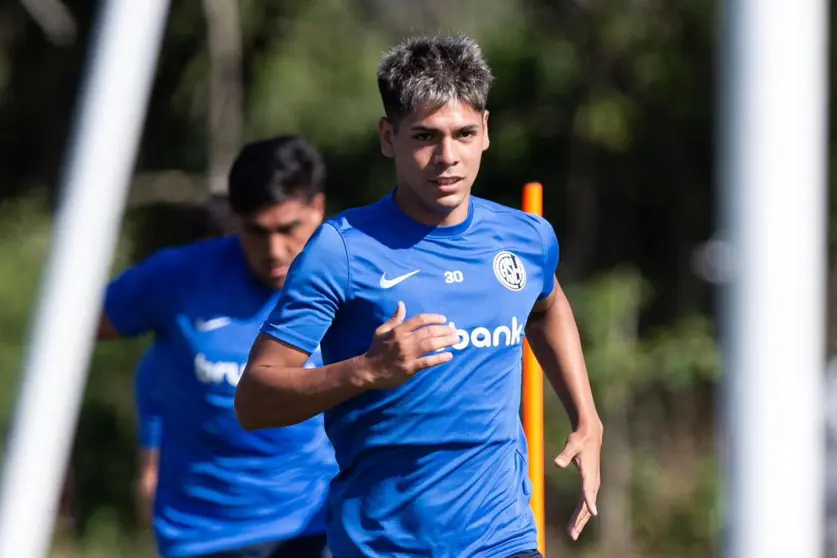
[133,347,162,525]
[136,448,159,527]
[526,279,603,541]
[527,283,601,432]
[235,223,458,431]
[236,304,457,429]
[235,335,368,429]
[523,215,601,541]
[234,222,355,429]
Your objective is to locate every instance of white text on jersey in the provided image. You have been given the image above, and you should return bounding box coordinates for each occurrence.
[447,317,524,350]
[194,353,244,386]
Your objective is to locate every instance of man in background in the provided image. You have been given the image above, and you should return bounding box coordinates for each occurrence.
[98,135,337,558]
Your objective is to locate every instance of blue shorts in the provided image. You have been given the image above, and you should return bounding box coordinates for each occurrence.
[192,534,330,558]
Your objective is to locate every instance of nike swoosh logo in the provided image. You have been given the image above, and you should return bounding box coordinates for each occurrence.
[379,269,420,289]
[195,317,231,332]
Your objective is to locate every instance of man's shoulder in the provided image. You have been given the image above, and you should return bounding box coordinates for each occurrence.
[322,197,393,247]
[472,196,552,239]
[325,198,388,232]
[145,235,237,268]
[128,236,239,291]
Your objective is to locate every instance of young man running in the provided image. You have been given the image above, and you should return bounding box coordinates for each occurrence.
[99,135,337,558]
[236,36,603,558]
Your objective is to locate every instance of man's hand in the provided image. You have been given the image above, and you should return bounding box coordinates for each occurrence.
[555,423,603,541]
[361,301,459,389]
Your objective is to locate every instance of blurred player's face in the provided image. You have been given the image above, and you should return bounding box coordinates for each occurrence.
[379,100,489,225]
[235,194,324,289]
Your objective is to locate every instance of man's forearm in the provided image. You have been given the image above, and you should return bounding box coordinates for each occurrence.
[527,291,601,431]
[235,356,369,430]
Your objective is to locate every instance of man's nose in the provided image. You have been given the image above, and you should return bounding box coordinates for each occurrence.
[433,138,459,167]
[267,233,289,260]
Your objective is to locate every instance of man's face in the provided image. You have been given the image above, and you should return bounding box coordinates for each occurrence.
[235,194,324,289]
[379,100,489,216]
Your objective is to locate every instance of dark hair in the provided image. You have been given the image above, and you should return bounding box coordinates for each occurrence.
[377,34,494,124]
[227,135,325,215]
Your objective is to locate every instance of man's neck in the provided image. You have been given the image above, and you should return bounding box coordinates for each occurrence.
[393,187,470,228]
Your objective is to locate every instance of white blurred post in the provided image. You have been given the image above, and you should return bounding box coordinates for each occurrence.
[719,1,829,557]
[0,1,170,557]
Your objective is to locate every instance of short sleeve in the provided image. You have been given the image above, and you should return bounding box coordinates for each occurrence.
[536,217,560,300]
[304,346,324,369]
[261,222,349,354]
[134,348,162,449]
[104,249,182,336]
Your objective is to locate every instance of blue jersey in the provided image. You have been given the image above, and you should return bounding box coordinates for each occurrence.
[261,192,559,558]
[105,236,336,558]
[135,346,162,449]
[132,343,326,452]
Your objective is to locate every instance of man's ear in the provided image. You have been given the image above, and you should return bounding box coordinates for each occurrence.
[482,110,490,151]
[379,117,395,158]
[309,193,325,223]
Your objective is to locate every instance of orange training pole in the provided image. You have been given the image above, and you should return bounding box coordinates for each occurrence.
[522,182,546,555]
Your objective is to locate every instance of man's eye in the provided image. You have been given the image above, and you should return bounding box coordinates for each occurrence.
[413,133,432,141]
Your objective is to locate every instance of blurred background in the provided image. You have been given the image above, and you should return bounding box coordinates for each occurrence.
[0,0,830,556]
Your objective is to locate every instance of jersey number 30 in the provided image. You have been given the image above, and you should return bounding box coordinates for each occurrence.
[444,271,464,284]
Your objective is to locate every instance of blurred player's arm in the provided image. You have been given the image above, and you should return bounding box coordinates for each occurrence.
[136,447,159,527]
[134,348,162,527]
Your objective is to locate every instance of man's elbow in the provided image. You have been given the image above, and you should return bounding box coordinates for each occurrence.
[233,378,265,431]
[234,372,300,430]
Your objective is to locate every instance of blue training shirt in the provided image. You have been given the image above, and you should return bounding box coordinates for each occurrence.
[133,341,327,448]
[135,346,163,449]
[261,191,560,558]
[105,235,336,558]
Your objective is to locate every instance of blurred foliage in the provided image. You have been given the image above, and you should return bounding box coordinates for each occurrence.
[0,0,826,555]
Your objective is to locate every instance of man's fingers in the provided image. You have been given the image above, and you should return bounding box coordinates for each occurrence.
[567,499,592,541]
[582,481,599,517]
[415,335,460,356]
[582,467,600,516]
[410,325,458,344]
[410,352,453,372]
[400,312,449,333]
[392,301,406,323]
[378,301,407,333]
[554,440,580,469]
[411,325,459,352]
